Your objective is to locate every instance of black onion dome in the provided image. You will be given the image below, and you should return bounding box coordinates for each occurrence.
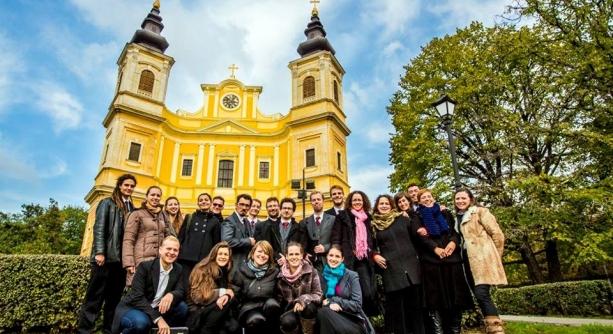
[297,12,335,57]
[130,6,169,53]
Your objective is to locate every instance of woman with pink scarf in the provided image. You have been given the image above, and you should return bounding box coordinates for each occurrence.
[330,190,379,317]
[276,242,322,334]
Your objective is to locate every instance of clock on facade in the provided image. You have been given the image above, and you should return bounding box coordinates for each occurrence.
[221,93,240,110]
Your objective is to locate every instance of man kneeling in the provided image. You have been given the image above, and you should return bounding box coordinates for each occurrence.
[112,236,187,334]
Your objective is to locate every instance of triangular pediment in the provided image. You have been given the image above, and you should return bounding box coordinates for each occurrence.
[199,120,257,134]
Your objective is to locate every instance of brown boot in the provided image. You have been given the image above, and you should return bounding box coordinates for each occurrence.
[484,316,505,334]
[300,317,316,334]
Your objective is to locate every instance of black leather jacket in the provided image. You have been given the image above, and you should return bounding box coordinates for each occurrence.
[90,197,127,263]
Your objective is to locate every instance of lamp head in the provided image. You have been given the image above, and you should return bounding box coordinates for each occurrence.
[432,94,457,118]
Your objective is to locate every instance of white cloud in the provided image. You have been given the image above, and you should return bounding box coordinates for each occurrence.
[428,0,511,29]
[365,121,394,145]
[36,83,84,133]
[0,31,24,112]
[363,0,421,37]
[348,164,393,199]
[0,132,68,182]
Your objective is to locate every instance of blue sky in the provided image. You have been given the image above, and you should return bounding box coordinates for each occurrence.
[0,0,511,212]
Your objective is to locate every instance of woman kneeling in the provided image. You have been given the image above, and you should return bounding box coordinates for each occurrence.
[318,245,374,334]
[232,240,281,332]
[276,242,322,334]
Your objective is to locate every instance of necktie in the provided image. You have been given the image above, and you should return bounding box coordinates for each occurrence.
[315,216,321,226]
[125,201,132,212]
[282,221,289,229]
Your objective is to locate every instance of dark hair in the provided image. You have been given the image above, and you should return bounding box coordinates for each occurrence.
[251,198,262,206]
[111,174,136,213]
[266,197,279,205]
[236,193,252,205]
[344,190,371,212]
[212,195,225,204]
[373,194,395,214]
[285,241,304,256]
[329,244,343,256]
[189,241,232,304]
[407,183,420,190]
[280,197,296,211]
[454,188,476,210]
[141,186,162,208]
[393,192,410,208]
[197,193,212,202]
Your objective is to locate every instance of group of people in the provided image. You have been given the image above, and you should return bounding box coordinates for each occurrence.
[78,174,507,334]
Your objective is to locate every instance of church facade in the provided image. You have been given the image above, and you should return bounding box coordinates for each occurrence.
[81,2,350,254]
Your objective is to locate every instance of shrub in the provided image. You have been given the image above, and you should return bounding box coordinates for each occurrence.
[0,255,90,332]
[493,280,612,316]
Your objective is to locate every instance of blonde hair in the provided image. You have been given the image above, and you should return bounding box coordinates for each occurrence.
[248,240,275,267]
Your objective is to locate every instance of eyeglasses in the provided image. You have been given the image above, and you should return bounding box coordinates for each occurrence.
[212,203,224,208]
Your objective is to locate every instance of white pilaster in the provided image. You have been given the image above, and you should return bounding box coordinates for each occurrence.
[155,136,165,177]
[170,142,180,183]
[206,144,215,185]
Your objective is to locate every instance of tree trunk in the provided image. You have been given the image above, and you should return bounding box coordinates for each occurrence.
[519,240,545,283]
[545,239,563,282]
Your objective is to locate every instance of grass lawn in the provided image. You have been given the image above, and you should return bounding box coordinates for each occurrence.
[463,323,613,334]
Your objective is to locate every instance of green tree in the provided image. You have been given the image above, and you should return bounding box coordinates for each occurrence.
[388,22,611,283]
[0,199,86,255]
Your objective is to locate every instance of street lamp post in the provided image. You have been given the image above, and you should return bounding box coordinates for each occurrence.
[432,94,461,190]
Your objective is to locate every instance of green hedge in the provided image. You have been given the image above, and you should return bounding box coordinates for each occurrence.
[493,280,612,316]
[0,255,89,332]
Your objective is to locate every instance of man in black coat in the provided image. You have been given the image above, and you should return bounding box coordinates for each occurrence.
[255,197,307,265]
[78,174,136,334]
[112,236,187,334]
[324,185,345,217]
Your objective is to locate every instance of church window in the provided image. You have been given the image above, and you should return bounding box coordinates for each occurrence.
[217,160,234,188]
[305,148,315,167]
[337,152,342,170]
[259,161,270,179]
[333,80,339,103]
[128,142,141,162]
[181,158,193,177]
[138,70,155,94]
[303,76,315,99]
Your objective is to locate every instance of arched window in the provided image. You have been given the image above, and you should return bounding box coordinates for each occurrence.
[138,70,154,94]
[303,76,315,99]
[333,80,339,103]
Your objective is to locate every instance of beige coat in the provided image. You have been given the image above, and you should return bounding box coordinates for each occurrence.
[122,207,169,285]
[460,206,507,286]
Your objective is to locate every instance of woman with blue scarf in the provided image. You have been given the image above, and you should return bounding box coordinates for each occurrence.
[415,189,472,334]
[317,245,374,334]
[231,240,280,333]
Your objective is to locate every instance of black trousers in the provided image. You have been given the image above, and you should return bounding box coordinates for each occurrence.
[463,260,499,316]
[385,286,425,334]
[317,307,366,334]
[353,259,379,316]
[78,262,126,334]
[279,303,317,332]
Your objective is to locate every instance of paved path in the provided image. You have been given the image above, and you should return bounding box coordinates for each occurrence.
[501,315,613,326]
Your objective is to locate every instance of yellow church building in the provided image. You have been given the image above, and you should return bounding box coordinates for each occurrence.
[81,2,351,254]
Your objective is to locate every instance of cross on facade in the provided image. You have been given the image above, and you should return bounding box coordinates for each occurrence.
[228,64,239,78]
[153,0,160,10]
[310,0,320,15]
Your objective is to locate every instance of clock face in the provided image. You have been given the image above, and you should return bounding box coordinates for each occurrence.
[222,93,240,110]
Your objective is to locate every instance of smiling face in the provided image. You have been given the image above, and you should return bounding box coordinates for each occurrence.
[249,200,261,217]
[407,185,420,204]
[166,198,179,215]
[211,198,224,214]
[215,247,231,268]
[326,247,344,269]
[397,195,411,212]
[146,187,162,207]
[455,191,472,211]
[252,246,270,266]
[120,179,136,198]
[159,239,180,265]
[351,193,364,211]
[418,191,435,208]
[286,245,303,270]
[198,194,212,211]
[266,200,279,218]
[331,188,344,206]
[376,196,392,214]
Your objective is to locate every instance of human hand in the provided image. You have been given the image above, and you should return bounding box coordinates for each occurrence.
[444,241,456,256]
[401,211,409,217]
[277,255,287,266]
[314,244,325,254]
[417,227,429,237]
[95,254,105,266]
[216,295,229,309]
[159,293,173,314]
[127,266,135,274]
[434,247,446,259]
[157,318,170,334]
[373,254,387,269]
[293,302,304,313]
[226,289,235,299]
[249,237,256,246]
[329,303,342,312]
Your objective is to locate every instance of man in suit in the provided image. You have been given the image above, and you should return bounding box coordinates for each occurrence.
[264,196,280,222]
[112,236,187,334]
[78,173,136,334]
[303,191,336,271]
[221,193,254,270]
[407,183,420,212]
[324,185,345,217]
[255,197,307,266]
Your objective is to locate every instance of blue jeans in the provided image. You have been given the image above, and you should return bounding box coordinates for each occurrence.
[119,301,188,334]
